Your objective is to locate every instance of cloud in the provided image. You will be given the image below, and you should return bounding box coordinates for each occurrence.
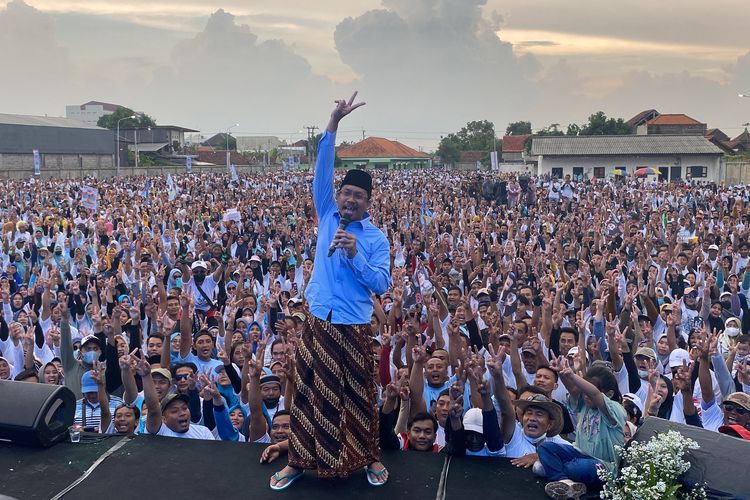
[133,8,334,134]
[332,0,537,138]
[0,0,72,113]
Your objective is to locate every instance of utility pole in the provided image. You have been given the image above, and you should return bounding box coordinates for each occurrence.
[304,125,318,166]
[362,128,365,141]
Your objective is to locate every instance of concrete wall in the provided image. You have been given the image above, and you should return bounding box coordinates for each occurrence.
[536,154,723,182]
[0,152,284,179]
[725,161,750,185]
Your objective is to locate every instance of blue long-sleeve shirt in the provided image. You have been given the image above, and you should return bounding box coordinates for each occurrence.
[306,130,392,325]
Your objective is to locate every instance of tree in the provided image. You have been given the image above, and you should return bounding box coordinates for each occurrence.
[436,136,461,164]
[566,124,581,136]
[536,123,565,136]
[97,106,156,130]
[505,121,532,136]
[577,112,632,135]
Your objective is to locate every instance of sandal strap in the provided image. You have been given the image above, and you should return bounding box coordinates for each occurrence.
[366,467,388,477]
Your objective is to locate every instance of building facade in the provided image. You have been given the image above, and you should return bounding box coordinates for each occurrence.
[531,135,724,182]
[0,114,115,178]
[337,137,431,169]
[65,101,123,126]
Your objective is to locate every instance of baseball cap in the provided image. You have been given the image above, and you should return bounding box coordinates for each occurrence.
[635,347,657,361]
[708,244,720,251]
[477,288,491,297]
[80,334,101,349]
[249,255,262,264]
[190,260,207,271]
[151,368,173,382]
[81,371,98,393]
[160,392,189,412]
[260,374,281,387]
[521,341,536,356]
[462,408,483,433]
[623,393,644,413]
[724,392,750,412]
[291,312,306,323]
[668,348,691,369]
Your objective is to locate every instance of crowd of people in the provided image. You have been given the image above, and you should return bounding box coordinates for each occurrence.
[1,161,749,497]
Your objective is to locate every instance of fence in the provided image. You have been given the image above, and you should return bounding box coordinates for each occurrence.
[724,161,750,185]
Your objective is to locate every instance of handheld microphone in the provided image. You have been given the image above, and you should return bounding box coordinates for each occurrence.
[327,217,351,257]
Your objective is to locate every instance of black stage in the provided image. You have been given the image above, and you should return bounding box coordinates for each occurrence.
[0,434,552,499]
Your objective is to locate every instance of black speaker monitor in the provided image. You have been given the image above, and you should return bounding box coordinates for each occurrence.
[0,380,75,447]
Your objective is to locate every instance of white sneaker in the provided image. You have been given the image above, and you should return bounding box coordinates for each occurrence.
[544,479,587,499]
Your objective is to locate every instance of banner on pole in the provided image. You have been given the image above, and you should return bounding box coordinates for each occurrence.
[33,150,41,175]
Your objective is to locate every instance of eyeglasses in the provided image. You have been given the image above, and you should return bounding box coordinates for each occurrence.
[174,374,190,381]
[721,402,750,416]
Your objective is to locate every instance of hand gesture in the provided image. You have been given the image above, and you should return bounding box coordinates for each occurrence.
[330,91,366,124]
[486,343,507,377]
[133,350,150,377]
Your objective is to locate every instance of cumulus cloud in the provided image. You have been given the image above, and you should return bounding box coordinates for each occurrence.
[0,0,72,114]
[333,0,537,136]
[134,8,334,134]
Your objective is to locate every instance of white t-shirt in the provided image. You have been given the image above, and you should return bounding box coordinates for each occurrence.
[188,275,217,312]
[152,422,216,440]
[502,422,572,458]
[700,400,723,432]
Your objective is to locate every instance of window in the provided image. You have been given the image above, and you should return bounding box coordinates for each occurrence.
[572,167,584,180]
[551,167,563,179]
[670,166,682,181]
[688,166,707,178]
[593,167,605,178]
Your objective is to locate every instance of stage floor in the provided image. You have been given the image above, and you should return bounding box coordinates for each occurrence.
[0,434,552,499]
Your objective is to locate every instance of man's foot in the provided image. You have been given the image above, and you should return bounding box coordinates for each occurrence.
[544,479,586,499]
[366,461,389,486]
[270,465,303,490]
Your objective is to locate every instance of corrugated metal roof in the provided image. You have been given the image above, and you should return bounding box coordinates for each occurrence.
[531,135,723,156]
[128,142,169,152]
[0,113,105,130]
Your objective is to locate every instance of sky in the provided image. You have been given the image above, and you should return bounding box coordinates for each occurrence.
[1,0,749,150]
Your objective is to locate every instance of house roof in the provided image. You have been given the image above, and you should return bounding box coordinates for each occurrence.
[151,125,199,133]
[646,114,703,126]
[458,151,485,163]
[705,128,730,142]
[626,109,659,127]
[733,128,750,144]
[337,137,428,159]
[81,101,122,112]
[531,135,723,156]
[0,113,106,130]
[128,142,169,152]
[501,134,531,153]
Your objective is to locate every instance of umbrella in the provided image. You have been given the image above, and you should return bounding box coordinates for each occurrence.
[635,167,660,176]
[612,169,627,176]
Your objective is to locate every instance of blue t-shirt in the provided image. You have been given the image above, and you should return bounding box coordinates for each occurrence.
[177,353,223,375]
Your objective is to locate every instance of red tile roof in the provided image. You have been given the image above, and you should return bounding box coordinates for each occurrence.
[501,134,531,152]
[646,114,703,126]
[337,137,428,159]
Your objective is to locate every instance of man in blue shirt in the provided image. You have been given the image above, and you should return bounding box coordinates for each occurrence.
[271,92,391,491]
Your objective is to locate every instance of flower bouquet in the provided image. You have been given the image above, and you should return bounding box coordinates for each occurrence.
[598,429,706,499]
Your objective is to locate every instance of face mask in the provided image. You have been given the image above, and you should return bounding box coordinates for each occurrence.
[526,433,546,444]
[726,327,740,337]
[82,351,98,364]
[175,277,183,288]
[73,348,80,360]
[637,369,649,379]
[657,297,664,306]
[721,301,732,310]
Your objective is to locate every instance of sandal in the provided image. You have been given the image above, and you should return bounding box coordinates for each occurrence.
[270,469,304,491]
[365,465,389,487]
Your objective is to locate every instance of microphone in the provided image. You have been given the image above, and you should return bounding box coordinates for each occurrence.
[328,217,351,257]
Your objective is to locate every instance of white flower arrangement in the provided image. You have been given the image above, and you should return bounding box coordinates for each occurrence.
[598,429,706,499]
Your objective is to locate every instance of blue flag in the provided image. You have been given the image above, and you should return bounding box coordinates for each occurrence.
[141,179,151,199]
[167,174,177,201]
[419,195,434,227]
[230,164,239,183]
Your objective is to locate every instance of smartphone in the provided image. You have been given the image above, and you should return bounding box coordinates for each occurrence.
[278,312,286,321]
